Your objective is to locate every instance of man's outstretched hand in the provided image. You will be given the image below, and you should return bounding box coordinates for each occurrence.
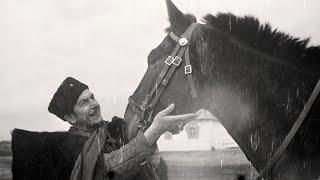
[144,103,198,145]
[168,108,218,134]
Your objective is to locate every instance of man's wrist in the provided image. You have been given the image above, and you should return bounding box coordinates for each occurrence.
[143,124,162,146]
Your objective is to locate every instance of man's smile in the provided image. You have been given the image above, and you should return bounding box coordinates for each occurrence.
[89,106,101,117]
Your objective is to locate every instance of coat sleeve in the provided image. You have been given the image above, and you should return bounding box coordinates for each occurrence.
[103,130,156,179]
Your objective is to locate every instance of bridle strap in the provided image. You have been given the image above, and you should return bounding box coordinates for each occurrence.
[128,23,200,131]
[169,23,199,100]
[127,43,184,129]
[148,23,200,110]
[132,36,184,113]
[148,46,187,110]
[169,32,180,42]
[185,46,198,99]
[256,78,320,179]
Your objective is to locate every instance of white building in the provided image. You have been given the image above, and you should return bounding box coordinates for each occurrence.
[157,119,238,151]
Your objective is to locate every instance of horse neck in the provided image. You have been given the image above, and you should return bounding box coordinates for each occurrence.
[199,56,319,171]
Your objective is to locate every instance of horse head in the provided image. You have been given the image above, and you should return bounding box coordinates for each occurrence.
[124,0,320,179]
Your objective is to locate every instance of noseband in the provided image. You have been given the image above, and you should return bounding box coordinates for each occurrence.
[128,23,200,131]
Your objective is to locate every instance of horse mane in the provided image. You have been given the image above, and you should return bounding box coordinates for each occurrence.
[202,13,320,73]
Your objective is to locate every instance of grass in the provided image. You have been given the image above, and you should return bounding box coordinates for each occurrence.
[159,148,259,180]
[0,141,11,157]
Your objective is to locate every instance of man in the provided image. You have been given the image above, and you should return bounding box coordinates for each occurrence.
[47,77,198,180]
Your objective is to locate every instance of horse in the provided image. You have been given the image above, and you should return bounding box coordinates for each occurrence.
[123,0,320,179]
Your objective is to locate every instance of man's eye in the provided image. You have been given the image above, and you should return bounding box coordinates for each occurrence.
[80,100,89,106]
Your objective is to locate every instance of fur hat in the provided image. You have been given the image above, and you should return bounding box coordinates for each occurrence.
[48,77,88,120]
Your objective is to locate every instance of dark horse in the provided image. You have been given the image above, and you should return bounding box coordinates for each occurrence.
[124,0,320,179]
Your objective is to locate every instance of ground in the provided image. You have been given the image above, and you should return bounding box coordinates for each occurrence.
[159,148,259,180]
[0,147,258,180]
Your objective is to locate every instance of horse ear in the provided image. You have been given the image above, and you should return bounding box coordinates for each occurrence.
[166,0,188,34]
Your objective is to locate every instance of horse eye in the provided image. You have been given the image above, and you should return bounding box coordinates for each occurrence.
[160,41,170,49]
[147,37,173,65]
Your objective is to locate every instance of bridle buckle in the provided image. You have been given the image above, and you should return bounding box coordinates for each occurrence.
[179,37,188,46]
[140,101,147,111]
[165,56,174,65]
[173,56,182,66]
[185,65,192,74]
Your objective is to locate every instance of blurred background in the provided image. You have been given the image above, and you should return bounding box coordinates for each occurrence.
[0,0,320,141]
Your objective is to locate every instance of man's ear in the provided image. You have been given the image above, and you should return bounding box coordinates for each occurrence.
[64,114,77,125]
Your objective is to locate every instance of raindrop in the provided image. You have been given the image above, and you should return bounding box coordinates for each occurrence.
[286,92,290,112]
[229,14,232,31]
[296,88,300,98]
[113,96,116,104]
[271,138,275,151]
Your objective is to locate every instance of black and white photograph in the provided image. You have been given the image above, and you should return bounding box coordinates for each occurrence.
[0,0,320,179]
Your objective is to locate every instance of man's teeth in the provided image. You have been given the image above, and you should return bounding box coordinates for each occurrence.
[89,107,100,116]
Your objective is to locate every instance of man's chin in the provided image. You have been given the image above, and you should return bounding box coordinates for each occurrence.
[85,116,103,129]
[92,115,103,124]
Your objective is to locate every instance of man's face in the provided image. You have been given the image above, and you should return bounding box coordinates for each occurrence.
[72,89,103,127]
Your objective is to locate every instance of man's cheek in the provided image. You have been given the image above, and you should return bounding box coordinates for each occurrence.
[79,112,88,121]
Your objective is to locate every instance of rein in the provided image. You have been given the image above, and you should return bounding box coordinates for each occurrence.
[128,23,200,131]
[255,79,320,179]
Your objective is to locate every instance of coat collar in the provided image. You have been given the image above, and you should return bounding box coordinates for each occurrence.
[68,121,106,137]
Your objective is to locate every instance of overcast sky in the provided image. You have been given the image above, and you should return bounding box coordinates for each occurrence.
[0,0,319,140]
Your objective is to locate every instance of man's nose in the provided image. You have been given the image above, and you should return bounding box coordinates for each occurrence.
[91,104,100,111]
[90,99,99,107]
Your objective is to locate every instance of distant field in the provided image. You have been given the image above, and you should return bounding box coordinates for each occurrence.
[159,149,259,180]
[0,156,11,180]
[0,142,11,157]
[0,148,258,180]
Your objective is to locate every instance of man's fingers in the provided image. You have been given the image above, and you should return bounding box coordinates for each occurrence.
[179,121,188,131]
[194,109,217,121]
[157,103,175,117]
[164,113,197,123]
[169,126,181,134]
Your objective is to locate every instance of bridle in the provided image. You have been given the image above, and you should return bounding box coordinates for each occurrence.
[128,23,200,132]
[127,22,320,180]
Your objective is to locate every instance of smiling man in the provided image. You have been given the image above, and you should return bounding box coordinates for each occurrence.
[47,77,198,180]
[63,89,104,135]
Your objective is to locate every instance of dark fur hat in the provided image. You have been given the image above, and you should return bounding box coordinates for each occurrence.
[48,77,88,120]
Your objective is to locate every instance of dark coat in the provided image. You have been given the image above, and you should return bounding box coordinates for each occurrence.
[11,117,161,180]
